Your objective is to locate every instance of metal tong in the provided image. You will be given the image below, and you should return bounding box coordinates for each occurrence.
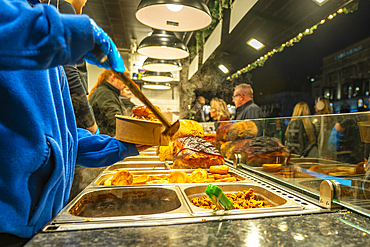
[93,48,180,136]
[205,184,233,210]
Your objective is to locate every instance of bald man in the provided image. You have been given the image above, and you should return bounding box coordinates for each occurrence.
[233,84,263,120]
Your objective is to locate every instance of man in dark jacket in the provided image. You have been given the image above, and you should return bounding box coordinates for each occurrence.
[233,84,264,136]
[233,83,264,120]
[89,70,130,137]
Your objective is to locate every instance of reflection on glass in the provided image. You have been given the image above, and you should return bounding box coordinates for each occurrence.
[201,111,370,215]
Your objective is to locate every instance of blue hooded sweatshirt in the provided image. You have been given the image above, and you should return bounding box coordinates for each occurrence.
[0,0,138,237]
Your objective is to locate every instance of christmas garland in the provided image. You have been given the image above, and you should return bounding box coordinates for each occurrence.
[189,0,231,60]
[226,0,359,80]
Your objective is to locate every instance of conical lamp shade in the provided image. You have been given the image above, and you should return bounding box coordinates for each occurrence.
[136,0,212,32]
[137,30,189,59]
[143,58,182,72]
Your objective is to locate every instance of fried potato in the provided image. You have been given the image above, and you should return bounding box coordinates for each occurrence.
[111,170,133,186]
[169,171,188,183]
[209,165,229,175]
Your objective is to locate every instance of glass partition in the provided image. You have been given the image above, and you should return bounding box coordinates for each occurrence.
[200,111,370,216]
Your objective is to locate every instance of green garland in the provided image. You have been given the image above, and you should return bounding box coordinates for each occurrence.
[226,0,359,80]
[190,0,230,60]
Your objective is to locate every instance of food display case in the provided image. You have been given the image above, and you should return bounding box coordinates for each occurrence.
[34,113,370,247]
[200,111,370,217]
[39,112,370,244]
[42,163,322,232]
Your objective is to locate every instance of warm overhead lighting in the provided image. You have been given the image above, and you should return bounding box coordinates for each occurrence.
[312,0,329,6]
[166,4,183,12]
[136,0,212,32]
[143,58,182,72]
[218,64,229,74]
[137,29,189,59]
[142,71,174,82]
[143,82,172,90]
[247,38,265,50]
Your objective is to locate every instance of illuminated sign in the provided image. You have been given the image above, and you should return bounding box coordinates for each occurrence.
[334,45,362,60]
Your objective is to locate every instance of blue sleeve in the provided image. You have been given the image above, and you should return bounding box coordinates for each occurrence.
[76,128,139,168]
[0,0,94,70]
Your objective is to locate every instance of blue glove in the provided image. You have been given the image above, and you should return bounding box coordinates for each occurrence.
[94,125,100,135]
[84,19,125,73]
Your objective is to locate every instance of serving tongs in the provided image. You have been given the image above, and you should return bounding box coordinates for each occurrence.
[205,184,233,210]
[93,49,180,136]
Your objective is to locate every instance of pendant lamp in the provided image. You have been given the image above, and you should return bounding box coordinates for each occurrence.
[137,30,189,59]
[142,71,174,82]
[136,0,212,32]
[143,58,182,72]
[143,82,172,90]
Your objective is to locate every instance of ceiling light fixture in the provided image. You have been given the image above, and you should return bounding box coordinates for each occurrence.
[247,38,265,50]
[312,0,329,6]
[142,71,174,82]
[143,58,182,72]
[166,4,183,12]
[136,0,212,32]
[218,64,229,74]
[137,30,189,59]
[143,82,172,90]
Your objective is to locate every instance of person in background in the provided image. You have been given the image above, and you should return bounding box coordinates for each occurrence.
[338,104,350,114]
[119,85,136,116]
[0,1,149,245]
[313,96,334,159]
[329,116,364,163]
[191,95,206,122]
[233,83,264,136]
[210,97,230,122]
[285,102,317,157]
[315,96,332,115]
[232,83,263,120]
[88,69,133,137]
[210,97,230,130]
[44,0,98,135]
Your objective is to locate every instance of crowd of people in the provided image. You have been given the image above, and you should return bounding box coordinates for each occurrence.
[191,83,367,161]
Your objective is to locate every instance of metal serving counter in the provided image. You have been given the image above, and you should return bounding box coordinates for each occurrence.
[29,153,370,246]
[41,157,323,233]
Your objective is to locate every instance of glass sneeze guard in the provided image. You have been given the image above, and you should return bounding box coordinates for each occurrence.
[200,111,370,216]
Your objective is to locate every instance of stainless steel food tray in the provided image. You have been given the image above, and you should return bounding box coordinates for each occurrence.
[291,162,360,179]
[50,183,308,225]
[52,186,191,224]
[92,169,248,187]
[42,167,324,232]
[138,147,158,156]
[290,158,341,166]
[123,155,160,162]
[180,183,303,216]
[103,161,169,172]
